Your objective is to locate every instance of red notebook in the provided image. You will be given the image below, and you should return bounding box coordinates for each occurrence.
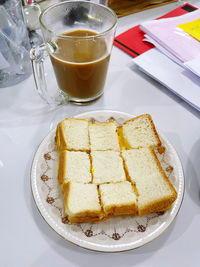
[114,3,198,58]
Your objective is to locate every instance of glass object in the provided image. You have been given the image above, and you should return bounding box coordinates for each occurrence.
[30,0,117,106]
[23,1,41,31]
[0,0,32,87]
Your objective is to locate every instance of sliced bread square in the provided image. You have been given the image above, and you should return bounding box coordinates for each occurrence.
[99,181,138,216]
[56,118,89,151]
[121,114,161,149]
[58,150,92,185]
[122,148,177,216]
[89,120,120,151]
[91,151,126,184]
[63,182,103,223]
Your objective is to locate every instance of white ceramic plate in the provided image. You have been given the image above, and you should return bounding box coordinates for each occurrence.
[31,110,184,252]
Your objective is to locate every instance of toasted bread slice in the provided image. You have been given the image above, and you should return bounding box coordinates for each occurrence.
[91,151,126,184]
[63,182,103,223]
[122,148,177,216]
[99,181,138,216]
[120,114,161,149]
[58,150,91,185]
[56,118,89,151]
[89,120,120,151]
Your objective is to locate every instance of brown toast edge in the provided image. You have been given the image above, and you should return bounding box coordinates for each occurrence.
[56,118,90,152]
[63,182,105,223]
[122,114,162,149]
[138,147,177,216]
[57,150,67,185]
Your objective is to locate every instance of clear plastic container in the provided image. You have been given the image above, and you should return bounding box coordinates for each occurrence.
[0,0,32,87]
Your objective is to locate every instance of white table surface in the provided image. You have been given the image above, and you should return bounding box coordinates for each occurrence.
[1,1,200,266]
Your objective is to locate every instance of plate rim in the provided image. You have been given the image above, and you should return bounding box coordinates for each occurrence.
[30,110,185,252]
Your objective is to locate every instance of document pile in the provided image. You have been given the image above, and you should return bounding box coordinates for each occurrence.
[133,8,200,111]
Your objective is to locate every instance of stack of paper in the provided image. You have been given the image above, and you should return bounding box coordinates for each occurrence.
[132,7,200,111]
[140,9,200,76]
[133,48,200,111]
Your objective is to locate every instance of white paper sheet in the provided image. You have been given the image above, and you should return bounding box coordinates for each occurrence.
[184,55,200,78]
[132,49,200,111]
[143,34,200,79]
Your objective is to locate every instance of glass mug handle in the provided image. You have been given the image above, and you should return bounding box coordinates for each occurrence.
[30,42,63,105]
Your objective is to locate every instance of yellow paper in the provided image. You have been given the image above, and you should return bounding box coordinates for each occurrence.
[178,19,200,42]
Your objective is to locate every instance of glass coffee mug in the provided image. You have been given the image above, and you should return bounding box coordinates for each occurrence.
[30,0,117,105]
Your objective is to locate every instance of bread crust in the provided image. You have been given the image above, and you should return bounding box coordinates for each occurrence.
[122,114,162,149]
[67,214,112,223]
[56,121,67,152]
[139,196,176,216]
[55,123,62,151]
[67,215,102,223]
[64,182,103,222]
[104,203,138,216]
[138,148,177,216]
[57,150,67,185]
[150,147,177,199]
[89,120,117,127]
[56,118,89,152]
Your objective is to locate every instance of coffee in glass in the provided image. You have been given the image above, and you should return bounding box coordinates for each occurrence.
[30,1,117,105]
